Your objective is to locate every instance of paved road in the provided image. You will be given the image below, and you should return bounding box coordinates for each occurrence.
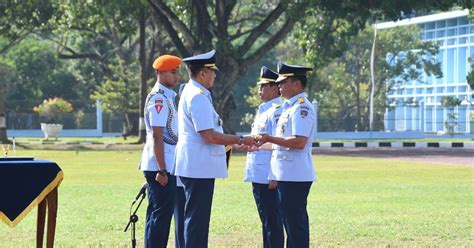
[314,148,473,166]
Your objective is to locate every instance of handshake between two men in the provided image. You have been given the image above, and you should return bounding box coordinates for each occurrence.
[237,133,273,152]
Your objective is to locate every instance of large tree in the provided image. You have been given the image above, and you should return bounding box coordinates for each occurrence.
[51,0,172,141]
[0,0,57,54]
[148,0,464,133]
[148,0,307,133]
[0,62,16,143]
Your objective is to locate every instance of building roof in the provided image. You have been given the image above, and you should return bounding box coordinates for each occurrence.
[375,9,469,30]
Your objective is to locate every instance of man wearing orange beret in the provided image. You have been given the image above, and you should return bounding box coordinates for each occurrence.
[139,54,182,248]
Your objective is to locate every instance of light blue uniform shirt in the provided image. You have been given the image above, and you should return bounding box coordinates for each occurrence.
[140,83,178,172]
[244,97,282,184]
[174,79,227,179]
[269,92,317,182]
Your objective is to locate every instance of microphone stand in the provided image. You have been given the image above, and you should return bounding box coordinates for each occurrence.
[124,189,146,248]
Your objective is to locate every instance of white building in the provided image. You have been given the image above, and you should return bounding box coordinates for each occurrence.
[377,9,473,133]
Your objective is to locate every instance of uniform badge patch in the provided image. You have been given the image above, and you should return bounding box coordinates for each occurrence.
[155,99,163,113]
[300,110,308,118]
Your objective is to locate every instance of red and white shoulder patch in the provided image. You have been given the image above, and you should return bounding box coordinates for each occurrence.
[154,98,163,113]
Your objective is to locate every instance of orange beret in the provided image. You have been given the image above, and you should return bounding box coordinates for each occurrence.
[152,55,182,71]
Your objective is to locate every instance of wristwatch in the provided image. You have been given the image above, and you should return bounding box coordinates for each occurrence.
[238,135,244,145]
[157,169,168,176]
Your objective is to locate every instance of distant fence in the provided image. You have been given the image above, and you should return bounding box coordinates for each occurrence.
[6,100,123,137]
[6,99,474,138]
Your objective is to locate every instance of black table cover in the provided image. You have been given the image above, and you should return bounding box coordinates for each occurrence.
[0,159,63,227]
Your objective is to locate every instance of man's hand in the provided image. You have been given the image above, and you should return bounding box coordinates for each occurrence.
[156,173,168,186]
[234,144,258,152]
[268,180,277,190]
[242,135,256,146]
[255,133,269,147]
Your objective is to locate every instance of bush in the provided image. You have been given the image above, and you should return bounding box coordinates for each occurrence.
[33,97,73,123]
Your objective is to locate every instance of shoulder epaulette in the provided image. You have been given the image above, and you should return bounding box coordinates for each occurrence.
[272,102,281,108]
[198,88,204,94]
[158,89,165,94]
[297,97,305,104]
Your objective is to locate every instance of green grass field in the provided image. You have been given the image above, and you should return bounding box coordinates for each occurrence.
[0,150,472,247]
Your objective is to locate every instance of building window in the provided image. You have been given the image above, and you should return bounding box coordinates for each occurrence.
[425,22,436,30]
[437,87,444,93]
[447,38,456,45]
[458,47,467,83]
[436,20,446,28]
[458,27,468,35]
[459,37,467,44]
[447,28,456,37]
[437,30,446,38]
[458,17,469,25]
[437,50,445,84]
[447,19,457,27]
[447,86,455,93]
[426,32,434,39]
[447,48,455,83]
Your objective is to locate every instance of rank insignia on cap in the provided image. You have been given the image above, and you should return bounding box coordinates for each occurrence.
[155,99,163,113]
[276,62,313,83]
[183,50,219,70]
[257,66,279,85]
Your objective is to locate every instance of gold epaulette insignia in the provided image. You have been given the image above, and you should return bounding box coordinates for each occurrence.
[297,97,305,103]
[198,89,204,94]
[158,89,165,94]
[272,102,281,108]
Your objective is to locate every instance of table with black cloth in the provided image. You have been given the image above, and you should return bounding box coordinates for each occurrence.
[0,157,63,248]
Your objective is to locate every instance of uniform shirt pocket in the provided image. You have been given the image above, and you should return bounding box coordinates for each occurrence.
[209,144,225,156]
[274,150,294,161]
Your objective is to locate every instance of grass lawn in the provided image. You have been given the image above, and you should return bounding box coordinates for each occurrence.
[0,150,472,247]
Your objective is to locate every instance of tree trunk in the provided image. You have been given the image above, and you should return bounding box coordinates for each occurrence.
[212,55,240,134]
[355,84,362,131]
[137,9,147,144]
[0,92,9,143]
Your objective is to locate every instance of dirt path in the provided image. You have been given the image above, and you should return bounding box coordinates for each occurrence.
[314,148,474,166]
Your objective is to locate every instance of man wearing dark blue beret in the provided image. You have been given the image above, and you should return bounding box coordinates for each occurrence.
[256,62,317,248]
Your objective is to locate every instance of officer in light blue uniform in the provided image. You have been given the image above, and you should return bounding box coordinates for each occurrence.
[175,50,255,248]
[173,83,187,248]
[244,66,284,248]
[256,62,316,248]
[140,55,182,248]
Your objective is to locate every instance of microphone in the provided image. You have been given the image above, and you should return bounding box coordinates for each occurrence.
[133,182,148,203]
